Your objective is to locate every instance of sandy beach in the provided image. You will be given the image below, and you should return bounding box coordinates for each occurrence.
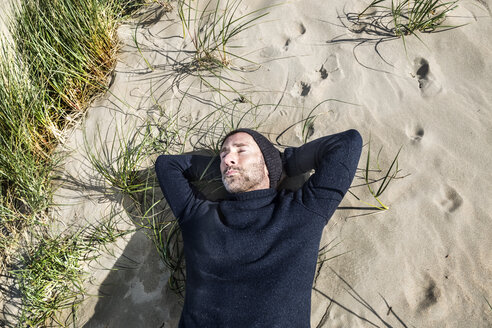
[2,0,490,326]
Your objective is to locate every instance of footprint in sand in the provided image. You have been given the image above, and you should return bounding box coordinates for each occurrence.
[413,57,441,96]
[319,54,341,81]
[415,57,430,88]
[283,22,306,51]
[283,38,291,51]
[300,82,311,96]
[418,276,440,311]
[290,81,311,97]
[260,46,280,58]
[406,124,424,142]
[318,65,328,80]
[439,186,463,213]
[298,22,306,35]
[304,121,314,139]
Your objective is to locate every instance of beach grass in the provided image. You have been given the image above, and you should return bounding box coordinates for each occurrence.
[354,0,462,53]
[346,139,405,212]
[0,40,58,272]
[362,140,402,210]
[84,122,187,295]
[177,0,269,69]
[84,123,156,198]
[173,0,276,104]
[317,238,350,265]
[12,218,129,327]
[358,0,459,36]
[0,0,146,324]
[0,0,144,236]
[329,0,463,67]
[9,0,147,116]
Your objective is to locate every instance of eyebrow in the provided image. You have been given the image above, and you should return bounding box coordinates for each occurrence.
[220,143,249,153]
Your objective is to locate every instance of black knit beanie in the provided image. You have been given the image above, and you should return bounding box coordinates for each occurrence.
[221,128,282,188]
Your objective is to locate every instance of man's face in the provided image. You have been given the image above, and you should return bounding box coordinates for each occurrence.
[220,132,269,193]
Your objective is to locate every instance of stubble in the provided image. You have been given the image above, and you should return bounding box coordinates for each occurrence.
[222,160,267,193]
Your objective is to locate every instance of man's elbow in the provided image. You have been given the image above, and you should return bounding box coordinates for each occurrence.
[155,154,167,172]
[345,129,363,154]
[155,154,175,182]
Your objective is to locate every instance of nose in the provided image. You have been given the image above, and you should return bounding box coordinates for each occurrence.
[223,153,237,167]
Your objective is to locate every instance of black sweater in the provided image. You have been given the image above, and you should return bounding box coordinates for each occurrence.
[155,129,362,328]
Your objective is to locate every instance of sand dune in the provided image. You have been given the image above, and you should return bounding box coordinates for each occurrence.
[43,0,492,326]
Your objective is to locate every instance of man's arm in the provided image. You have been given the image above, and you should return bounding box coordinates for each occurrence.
[155,154,220,221]
[283,129,362,219]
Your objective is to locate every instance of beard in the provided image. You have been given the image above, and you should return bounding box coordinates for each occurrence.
[222,160,267,193]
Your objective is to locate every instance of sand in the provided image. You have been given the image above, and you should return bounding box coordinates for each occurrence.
[19,0,492,326]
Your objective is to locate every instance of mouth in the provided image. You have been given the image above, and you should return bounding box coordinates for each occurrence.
[224,168,239,176]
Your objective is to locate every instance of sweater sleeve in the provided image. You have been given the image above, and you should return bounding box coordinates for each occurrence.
[283,129,362,219]
[154,154,221,221]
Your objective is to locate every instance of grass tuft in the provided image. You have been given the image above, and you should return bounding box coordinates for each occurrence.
[12,219,129,327]
[177,0,269,69]
[354,0,463,52]
[348,138,405,212]
[358,0,460,36]
[84,122,156,198]
[329,0,464,68]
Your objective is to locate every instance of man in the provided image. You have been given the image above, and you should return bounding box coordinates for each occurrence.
[155,128,362,328]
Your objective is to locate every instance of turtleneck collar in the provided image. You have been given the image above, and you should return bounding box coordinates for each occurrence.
[220,188,278,212]
[228,188,277,201]
[219,188,278,229]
